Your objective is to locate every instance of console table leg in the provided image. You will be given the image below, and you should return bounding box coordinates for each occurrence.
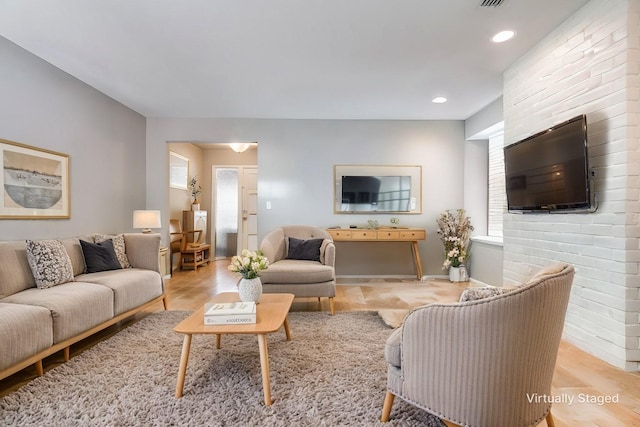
[411,241,423,279]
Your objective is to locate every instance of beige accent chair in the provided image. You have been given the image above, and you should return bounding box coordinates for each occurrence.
[259,225,336,314]
[381,263,574,427]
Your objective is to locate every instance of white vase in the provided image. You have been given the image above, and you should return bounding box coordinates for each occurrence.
[238,277,262,303]
[449,265,468,282]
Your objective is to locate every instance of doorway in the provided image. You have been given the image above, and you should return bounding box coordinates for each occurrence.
[212,165,258,259]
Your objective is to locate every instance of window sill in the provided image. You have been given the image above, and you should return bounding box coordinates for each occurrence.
[471,236,503,247]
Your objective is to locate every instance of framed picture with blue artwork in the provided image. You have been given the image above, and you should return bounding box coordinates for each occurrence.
[0,139,70,219]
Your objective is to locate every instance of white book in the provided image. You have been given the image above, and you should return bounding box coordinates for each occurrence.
[204,301,256,325]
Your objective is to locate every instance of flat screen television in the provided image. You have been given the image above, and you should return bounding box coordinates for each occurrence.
[341,175,411,212]
[504,114,593,213]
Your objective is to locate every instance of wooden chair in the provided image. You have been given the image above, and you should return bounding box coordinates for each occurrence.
[169,219,184,276]
[178,228,211,271]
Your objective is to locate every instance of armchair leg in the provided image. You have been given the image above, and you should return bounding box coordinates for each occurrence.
[381,391,395,422]
[329,297,335,315]
[546,411,555,427]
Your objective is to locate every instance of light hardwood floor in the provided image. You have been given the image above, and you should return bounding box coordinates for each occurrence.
[2,259,639,426]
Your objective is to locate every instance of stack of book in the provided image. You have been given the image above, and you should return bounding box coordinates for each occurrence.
[204,301,256,325]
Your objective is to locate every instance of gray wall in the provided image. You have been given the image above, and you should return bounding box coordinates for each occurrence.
[0,37,147,240]
[147,118,469,276]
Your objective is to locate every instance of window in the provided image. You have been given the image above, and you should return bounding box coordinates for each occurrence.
[488,133,505,237]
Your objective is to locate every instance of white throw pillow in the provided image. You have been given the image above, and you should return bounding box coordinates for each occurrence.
[26,239,75,289]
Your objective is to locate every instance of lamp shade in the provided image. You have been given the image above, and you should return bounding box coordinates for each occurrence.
[133,210,161,233]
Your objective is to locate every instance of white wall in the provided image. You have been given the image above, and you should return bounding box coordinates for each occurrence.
[503,0,639,370]
[147,118,466,276]
[0,37,147,240]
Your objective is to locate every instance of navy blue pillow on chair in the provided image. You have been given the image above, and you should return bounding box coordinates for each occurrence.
[286,237,324,262]
[80,239,122,273]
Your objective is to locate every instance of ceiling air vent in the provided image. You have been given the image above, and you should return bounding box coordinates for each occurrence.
[480,0,506,6]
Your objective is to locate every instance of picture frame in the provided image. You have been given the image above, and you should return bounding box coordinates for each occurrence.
[169,151,189,190]
[334,164,423,214]
[0,139,70,219]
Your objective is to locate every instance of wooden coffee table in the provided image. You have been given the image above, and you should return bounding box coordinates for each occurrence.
[173,292,295,405]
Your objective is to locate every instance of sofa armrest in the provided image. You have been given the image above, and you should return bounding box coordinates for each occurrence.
[123,233,161,273]
[320,239,335,267]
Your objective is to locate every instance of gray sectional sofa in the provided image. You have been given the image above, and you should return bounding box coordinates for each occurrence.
[0,233,166,381]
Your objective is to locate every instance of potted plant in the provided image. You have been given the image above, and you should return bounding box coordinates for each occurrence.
[189,177,202,210]
[227,249,270,302]
[436,209,474,282]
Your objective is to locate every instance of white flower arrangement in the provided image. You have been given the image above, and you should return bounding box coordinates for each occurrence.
[436,209,474,270]
[227,249,269,279]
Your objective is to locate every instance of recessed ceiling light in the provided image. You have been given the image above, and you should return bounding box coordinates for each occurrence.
[491,30,516,43]
[432,97,447,104]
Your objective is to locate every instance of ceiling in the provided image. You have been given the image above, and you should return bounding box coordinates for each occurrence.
[0,0,590,120]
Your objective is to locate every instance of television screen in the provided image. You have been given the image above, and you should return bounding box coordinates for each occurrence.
[341,175,411,212]
[504,115,592,212]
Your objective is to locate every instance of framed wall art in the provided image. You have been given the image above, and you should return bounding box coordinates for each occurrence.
[0,139,70,219]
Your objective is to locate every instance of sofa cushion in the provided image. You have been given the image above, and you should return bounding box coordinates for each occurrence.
[1,282,114,343]
[384,327,402,368]
[77,268,163,315]
[80,239,122,273]
[0,240,35,298]
[93,234,131,269]
[26,239,75,289]
[0,303,53,372]
[260,259,335,284]
[286,237,323,262]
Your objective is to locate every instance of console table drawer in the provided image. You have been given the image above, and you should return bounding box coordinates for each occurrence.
[351,230,377,240]
[377,230,400,240]
[327,230,352,240]
[400,230,426,240]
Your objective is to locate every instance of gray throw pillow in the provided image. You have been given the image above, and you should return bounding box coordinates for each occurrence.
[286,237,323,262]
[26,239,75,289]
[80,239,122,273]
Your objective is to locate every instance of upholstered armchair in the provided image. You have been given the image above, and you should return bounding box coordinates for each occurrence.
[381,263,574,427]
[259,225,336,314]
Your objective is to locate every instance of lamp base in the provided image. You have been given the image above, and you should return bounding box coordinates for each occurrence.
[141,229,152,234]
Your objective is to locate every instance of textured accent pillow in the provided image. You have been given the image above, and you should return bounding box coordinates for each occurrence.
[93,233,131,268]
[459,286,513,302]
[26,239,75,289]
[286,237,324,262]
[80,239,122,273]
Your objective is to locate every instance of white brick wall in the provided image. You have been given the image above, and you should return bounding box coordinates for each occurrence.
[503,0,640,371]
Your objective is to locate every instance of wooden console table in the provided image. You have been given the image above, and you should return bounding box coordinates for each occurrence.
[326,227,426,279]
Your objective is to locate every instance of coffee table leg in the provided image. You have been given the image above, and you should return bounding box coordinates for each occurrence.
[175,334,192,399]
[216,334,221,349]
[283,316,292,341]
[257,334,272,406]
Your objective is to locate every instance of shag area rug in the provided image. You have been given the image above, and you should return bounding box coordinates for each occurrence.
[0,311,444,427]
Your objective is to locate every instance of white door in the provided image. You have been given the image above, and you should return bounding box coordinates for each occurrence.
[212,165,258,257]
[241,167,258,251]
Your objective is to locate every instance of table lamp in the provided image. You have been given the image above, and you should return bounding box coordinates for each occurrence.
[133,210,161,233]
